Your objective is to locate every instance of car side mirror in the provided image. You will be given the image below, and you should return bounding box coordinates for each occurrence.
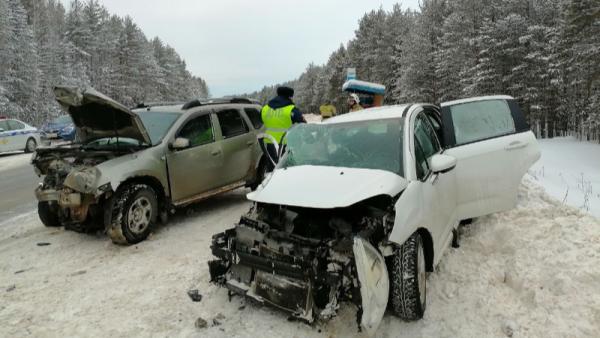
[170,137,190,150]
[429,154,457,174]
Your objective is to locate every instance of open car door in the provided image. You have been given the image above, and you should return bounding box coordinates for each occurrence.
[441,96,540,220]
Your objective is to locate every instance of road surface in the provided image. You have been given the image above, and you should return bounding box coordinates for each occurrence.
[0,152,39,222]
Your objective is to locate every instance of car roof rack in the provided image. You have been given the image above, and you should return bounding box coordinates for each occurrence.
[134,101,186,110]
[181,97,258,110]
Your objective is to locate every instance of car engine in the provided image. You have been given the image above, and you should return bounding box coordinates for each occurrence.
[209,197,395,327]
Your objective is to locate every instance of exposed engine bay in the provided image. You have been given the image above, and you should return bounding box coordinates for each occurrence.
[209,197,395,331]
[32,146,136,226]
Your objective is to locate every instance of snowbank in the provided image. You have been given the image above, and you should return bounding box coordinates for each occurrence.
[1,179,599,337]
[530,137,600,218]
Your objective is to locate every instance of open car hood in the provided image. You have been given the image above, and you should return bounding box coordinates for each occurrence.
[53,86,151,144]
[248,165,407,209]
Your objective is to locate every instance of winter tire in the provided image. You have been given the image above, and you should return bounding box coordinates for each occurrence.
[25,138,37,153]
[38,201,61,227]
[107,184,157,245]
[389,232,427,320]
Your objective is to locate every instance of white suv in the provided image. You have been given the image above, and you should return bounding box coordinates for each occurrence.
[208,96,541,334]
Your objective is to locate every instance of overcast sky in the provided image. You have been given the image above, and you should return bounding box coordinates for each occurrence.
[61,0,421,97]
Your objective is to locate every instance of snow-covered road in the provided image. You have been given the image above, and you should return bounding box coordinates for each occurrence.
[1,179,598,338]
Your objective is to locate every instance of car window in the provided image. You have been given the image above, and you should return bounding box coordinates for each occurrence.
[8,120,25,130]
[281,119,404,175]
[217,109,249,139]
[54,115,72,124]
[244,108,263,129]
[414,114,439,180]
[178,114,214,147]
[138,111,181,145]
[449,99,515,145]
[0,120,9,131]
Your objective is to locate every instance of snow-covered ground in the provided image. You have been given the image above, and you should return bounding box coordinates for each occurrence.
[1,179,599,338]
[530,137,600,218]
[0,152,31,171]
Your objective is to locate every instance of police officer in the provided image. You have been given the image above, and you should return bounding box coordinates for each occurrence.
[261,86,305,171]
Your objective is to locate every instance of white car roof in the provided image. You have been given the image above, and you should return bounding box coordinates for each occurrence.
[440,95,514,107]
[323,104,411,124]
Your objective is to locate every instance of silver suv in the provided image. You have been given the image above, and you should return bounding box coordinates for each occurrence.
[33,86,266,245]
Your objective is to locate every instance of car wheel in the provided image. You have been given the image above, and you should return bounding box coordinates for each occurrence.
[388,232,427,320]
[25,137,37,153]
[38,201,61,227]
[107,184,157,245]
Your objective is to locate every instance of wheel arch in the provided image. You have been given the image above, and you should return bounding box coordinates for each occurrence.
[115,175,168,209]
[416,228,434,272]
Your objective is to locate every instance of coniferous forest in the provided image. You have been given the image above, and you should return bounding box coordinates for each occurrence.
[0,0,209,126]
[249,0,599,140]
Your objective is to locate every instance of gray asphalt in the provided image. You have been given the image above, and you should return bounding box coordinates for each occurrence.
[0,153,40,221]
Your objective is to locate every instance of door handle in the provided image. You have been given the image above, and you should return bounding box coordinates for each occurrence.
[211,150,221,156]
[246,140,255,146]
[505,141,527,150]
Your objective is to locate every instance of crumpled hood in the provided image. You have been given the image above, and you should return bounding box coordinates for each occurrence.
[247,165,407,209]
[53,86,151,144]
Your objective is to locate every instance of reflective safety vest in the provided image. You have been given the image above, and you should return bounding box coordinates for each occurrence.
[261,104,294,144]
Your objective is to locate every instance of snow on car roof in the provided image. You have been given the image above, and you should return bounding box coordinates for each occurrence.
[440,95,514,107]
[323,104,410,124]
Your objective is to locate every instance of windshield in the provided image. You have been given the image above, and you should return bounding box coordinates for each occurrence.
[280,119,404,175]
[138,111,181,145]
[54,115,72,125]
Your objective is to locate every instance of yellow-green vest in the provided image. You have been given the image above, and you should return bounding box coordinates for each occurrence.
[261,104,294,144]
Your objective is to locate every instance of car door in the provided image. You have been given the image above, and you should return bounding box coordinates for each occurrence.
[166,113,224,202]
[412,111,458,255]
[441,97,541,220]
[0,120,10,152]
[214,108,255,185]
[7,120,26,151]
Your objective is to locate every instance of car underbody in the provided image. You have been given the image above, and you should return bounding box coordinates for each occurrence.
[209,196,395,330]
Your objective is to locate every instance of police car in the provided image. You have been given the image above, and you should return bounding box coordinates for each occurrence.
[0,117,41,153]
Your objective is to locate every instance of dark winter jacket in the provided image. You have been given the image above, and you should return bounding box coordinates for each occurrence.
[266,96,305,123]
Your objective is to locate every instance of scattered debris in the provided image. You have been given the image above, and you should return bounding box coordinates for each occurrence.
[36,242,51,247]
[14,268,31,274]
[187,289,202,302]
[501,319,518,337]
[212,313,225,326]
[194,317,208,329]
[6,285,16,292]
[69,270,87,276]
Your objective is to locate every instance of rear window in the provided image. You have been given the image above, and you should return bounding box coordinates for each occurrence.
[244,108,263,129]
[449,99,515,145]
[217,109,249,138]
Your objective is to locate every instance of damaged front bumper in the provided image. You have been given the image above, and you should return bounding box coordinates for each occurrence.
[209,214,389,334]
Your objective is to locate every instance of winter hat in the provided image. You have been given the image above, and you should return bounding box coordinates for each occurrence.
[349,93,360,104]
[277,86,294,98]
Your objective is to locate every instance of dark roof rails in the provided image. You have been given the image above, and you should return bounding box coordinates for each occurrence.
[134,101,185,109]
[181,97,257,110]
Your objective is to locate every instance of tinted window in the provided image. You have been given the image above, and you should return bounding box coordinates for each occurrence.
[217,109,249,138]
[0,120,9,131]
[244,108,263,129]
[414,139,428,180]
[178,114,213,147]
[8,120,25,130]
[450,99,515,145]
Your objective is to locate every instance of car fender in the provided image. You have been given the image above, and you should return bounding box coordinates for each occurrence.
[94,147,169,197]
[388,181,427,249]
